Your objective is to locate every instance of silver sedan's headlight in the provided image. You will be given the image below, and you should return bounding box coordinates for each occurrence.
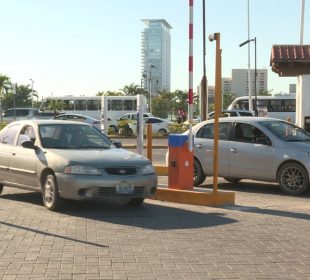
[64,165,102,175]
[141,164,155,175]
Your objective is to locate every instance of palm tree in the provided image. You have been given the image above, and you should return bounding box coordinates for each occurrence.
[0,74,11,122]
[121,83,148,97]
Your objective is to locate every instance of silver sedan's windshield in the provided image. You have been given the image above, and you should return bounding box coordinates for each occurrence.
[260,120,310,142]
[39,124,112,149]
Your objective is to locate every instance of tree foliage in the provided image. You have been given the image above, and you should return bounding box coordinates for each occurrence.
[0,74,39,112]
[151,89,190,119]
[222,92,237,109]
[120,83,148,97]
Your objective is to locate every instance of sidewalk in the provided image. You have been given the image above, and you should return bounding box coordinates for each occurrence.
[0,185,310,279]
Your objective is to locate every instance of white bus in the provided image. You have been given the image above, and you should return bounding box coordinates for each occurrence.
[39,95,147,120]
[227,94,296,122]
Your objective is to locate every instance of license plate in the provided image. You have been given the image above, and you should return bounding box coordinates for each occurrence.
[116,183,134,194]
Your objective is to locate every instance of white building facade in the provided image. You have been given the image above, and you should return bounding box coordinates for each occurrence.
[231,69,268,97]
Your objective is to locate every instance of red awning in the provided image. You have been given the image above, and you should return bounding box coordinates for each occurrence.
[270,45,310,76]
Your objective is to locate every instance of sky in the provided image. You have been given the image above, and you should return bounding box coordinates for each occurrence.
[0,0,309,99]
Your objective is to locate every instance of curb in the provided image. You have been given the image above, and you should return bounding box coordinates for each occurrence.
[153,187,235,207]
[155,165,168,176]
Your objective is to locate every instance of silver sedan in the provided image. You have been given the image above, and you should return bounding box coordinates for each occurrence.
[0,120,157,210]
[182,117,310,195]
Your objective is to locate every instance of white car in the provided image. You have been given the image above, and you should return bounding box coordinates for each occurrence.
[53,113,118,133]
[129,117,173,136]
[117,112,153,128]
[53,114,102,130]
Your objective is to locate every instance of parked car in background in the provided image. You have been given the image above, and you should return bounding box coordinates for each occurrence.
[182,110,254,126]
[53,113,102,131]
[2,108,58,123]
[207,109,254,119]
[0,120,157,210]
[129,117,173,136]
[167,117,310,195]
[117,112,153,128]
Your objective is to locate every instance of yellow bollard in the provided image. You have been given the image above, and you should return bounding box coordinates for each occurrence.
[146,123,152,161]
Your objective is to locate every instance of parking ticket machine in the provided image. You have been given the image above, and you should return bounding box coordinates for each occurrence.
[168,134,194,190]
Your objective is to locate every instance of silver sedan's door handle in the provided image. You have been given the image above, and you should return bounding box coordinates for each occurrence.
[195,143,203,149]
[230,148,238,153]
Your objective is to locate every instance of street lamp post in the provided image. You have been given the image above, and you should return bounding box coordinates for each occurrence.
[148,64,156,113]
[30,78,34,108]
[239,37,258,116]
[0,87,4,123]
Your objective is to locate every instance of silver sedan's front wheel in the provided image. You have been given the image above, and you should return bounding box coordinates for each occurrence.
[42,174,62,211]
[278,163,309,195]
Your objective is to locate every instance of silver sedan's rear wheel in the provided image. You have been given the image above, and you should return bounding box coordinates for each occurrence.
[278,163,309,195]
[224,177,241,183]
[42,174,62,211]
[194,158,206,186]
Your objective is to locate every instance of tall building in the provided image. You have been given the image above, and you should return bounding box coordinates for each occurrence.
[141,19,172,95]
[231,69,268,97]
[222,77,232,94]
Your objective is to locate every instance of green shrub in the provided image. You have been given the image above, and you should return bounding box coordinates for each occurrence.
[167,123,189,134]
[0,122,7,130]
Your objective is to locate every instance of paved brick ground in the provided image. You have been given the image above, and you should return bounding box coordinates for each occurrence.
[1,182,310,280]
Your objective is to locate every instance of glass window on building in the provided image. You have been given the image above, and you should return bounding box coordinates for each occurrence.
[124,100,134,110]
[110,100,122,111]
[75,99,86,110]
[63,100,75,110]
[87,100,100,111]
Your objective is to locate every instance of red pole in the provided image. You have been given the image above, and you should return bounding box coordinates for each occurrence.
[188,0,194,151]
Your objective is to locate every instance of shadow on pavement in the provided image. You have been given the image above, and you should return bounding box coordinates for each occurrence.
[0,191,237,230]
[225,204,310,221]
[202,180,310,197]
[198,181,310,221]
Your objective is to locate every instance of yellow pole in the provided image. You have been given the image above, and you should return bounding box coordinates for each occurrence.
[213,33,221,194]
[146,123,152,161]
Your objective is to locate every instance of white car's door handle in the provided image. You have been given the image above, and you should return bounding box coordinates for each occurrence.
[230,148,238,153]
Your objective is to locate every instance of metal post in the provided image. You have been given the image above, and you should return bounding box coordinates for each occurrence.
[254,37,258,116]
[149,65,156,113]
[188,0,194,152]
[200,0,207,121]
[213,33,221,194]
[247,0,252,112]
[149,71,152,113]
[239,37,257,114]
[30,78,34,108]
[300,0,305,44]
[0,88,3,123]
[13,83,16,121]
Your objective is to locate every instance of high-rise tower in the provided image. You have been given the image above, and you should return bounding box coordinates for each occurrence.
[141,19,172,96]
